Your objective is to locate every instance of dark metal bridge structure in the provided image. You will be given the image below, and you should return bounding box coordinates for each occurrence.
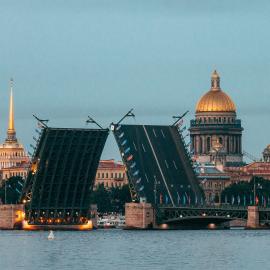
[157,206,270,227]
[21,126,108,227]
[156,206,248,227]
[112,122,270,227]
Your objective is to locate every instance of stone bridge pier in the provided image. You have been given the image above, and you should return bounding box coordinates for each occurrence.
[246,206,259,229]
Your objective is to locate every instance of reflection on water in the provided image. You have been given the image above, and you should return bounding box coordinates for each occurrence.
[0,229,269,270]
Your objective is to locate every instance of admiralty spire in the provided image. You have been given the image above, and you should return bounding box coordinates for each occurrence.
[6,78,17,143]
[0,79,29,183]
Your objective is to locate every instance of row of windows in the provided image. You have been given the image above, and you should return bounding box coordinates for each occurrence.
[96,181,125,188]
[202,180,226,189]
[97,172,125,179]
[0,161,22,168]
[4,171,27,179]
[0,151,26,157]
[196,117,236,124]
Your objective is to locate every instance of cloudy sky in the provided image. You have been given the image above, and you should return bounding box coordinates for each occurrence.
[0,0,269,160]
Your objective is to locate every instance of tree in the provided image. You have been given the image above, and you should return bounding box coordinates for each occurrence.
[0,176,24,204]
[90,184,132,213]
[89,184,112,213]
[221,176,270,206]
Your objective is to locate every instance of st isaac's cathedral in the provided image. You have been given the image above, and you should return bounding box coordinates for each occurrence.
[190,70,243,166]
[190,71,270,203]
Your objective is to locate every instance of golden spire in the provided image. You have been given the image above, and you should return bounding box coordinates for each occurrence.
[6,78,17,142]
[211,70,220,91]
[8,78,15,131]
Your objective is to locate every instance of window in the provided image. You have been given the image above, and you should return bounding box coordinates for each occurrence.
[207,137,211,153]
[219,137,223,145]
[199,137,203,153]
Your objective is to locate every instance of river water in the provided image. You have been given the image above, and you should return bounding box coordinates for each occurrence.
[0,229,269,270]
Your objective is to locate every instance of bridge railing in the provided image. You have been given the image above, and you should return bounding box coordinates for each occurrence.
[156,204,248,210]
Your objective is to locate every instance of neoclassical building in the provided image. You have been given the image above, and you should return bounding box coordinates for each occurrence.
[94,159,128,189]
[0,80,29,182]
[189,71,243,165]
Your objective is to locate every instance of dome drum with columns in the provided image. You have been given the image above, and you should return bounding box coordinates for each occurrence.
[189,71,243,165]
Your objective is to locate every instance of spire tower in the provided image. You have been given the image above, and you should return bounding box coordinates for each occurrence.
[6,78,17,143]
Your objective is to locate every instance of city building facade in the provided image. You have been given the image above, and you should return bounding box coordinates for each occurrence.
[95,159,128,189]
[196,164,231,204]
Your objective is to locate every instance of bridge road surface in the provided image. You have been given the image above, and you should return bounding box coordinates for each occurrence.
[112,124,203,206]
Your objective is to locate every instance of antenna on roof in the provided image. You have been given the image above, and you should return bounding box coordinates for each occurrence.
[117,108,135,125]
[86,116,104,129]
[33,114,49,128]
[172,110,189,126]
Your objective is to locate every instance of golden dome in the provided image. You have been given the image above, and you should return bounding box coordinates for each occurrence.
[196,70,236,113]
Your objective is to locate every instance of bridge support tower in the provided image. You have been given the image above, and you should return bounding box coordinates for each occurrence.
[247,206,260,229]
[125,203,155,229]
[0,204,25,229]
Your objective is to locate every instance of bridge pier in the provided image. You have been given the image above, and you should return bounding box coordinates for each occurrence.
[125,203,155,229]
[247,206,260,229]
[0,204,25,229]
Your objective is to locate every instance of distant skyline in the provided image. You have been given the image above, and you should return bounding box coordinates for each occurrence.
[0,1,269,160]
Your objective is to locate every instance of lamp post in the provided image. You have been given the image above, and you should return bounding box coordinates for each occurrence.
[5,180,7,204]
[154,180,160,205]
[253,177,256,206]
[187,185,191,205]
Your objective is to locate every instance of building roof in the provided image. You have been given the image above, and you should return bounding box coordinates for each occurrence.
[196,164,231,180]
[98,159,125,169]
[196,70,236,113]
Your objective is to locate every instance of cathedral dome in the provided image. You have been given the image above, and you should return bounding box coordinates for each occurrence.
[196,71,236,113]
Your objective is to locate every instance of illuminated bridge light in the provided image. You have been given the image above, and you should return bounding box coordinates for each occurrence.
[208,223,216,229]
[202,213,206,217]
[160,224,168,229]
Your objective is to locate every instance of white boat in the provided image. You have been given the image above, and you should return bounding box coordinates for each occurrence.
[48,230,55,240]
[98,214,125,229]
